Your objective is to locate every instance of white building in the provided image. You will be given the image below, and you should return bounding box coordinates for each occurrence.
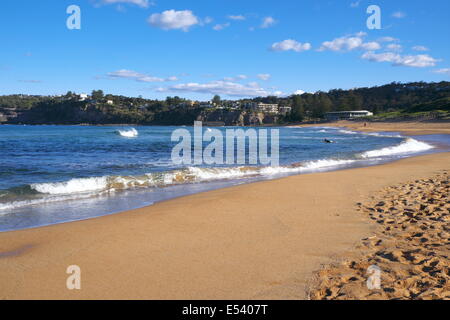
[78,93,89,101]
[258,103,279,113]
[325,110,374,121]
[245,102,279,114]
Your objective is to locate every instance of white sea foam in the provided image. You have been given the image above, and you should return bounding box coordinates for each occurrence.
[303,158,357,169]
[31,177,109,195]
[187,167,258,181]
[361,138,434,158]
[4,158,361,211]
[363,132,403,138]
[117,128,138,138]
[338,129,359,135]
[0,192,105,212]
[259,159,357,175]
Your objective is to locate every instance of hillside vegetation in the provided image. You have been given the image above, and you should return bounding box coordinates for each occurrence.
[0,81,449,125]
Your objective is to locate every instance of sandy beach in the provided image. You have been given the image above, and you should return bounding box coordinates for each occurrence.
[302,120,450,136]
[0,123,449,300]
[310,171,449,299]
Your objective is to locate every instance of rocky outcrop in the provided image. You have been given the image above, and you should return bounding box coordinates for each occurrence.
[1,104,281,126]
[197,110,278,126]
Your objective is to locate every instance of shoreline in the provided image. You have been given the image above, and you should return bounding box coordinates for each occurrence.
[0,123,449,299]
[2,119,450,131]
[0,151,449,299]
[298,120,450,136]
[0,125,445,233]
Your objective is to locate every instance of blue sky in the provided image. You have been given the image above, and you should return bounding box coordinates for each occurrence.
[1,0,449,100]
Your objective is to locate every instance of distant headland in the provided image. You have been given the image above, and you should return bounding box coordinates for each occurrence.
[1,81,449,126]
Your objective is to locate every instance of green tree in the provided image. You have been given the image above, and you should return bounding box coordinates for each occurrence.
[91,90,104,101]
[212,95,221,106]
[65,91,74,99]
[290,95,305,122]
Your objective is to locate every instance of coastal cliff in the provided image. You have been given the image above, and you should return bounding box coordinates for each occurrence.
[0,104,279,126]
[196,110,279,126]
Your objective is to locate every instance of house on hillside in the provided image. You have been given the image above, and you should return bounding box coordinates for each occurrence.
[245,102,279,114]
[78,93,89,102]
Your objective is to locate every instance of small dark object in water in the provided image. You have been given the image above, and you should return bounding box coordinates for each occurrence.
[323,139,334,144]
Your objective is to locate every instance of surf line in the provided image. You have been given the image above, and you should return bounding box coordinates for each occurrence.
[171,121,280,166]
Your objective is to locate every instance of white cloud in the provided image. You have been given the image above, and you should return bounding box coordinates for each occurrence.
[362,52,438,68]
[228,15,245,21]
[392,11,406,18]
[108,69,144,78]
[19,80,42,83]
[223,75,247,81]
[378,36,398,42]
[412,45,429,52]
[271,39,311,52]
[257,74,271,81]
[213,23,230,31]
[361,42,382,51]
[159,80,270,97]
[165,76,179,81]
[293,90,305,95]
[148,10,199,31]
[98,0,152,8]
[261,16,276,28]
[386,43,402,51]
[273,91,285,97]
[433,68,450,75]
[355,31,367,37]
[107,69,178,82]
[319,33,380,52]
[202,17,213,25]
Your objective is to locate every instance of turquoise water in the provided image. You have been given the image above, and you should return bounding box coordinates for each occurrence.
[0,125,443,231]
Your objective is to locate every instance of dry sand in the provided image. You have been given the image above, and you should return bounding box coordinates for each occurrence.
[0,123,449,300]
[309,172,449,300]
[301,120,450,136]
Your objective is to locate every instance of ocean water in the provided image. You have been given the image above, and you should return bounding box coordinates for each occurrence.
[0,125,445,231]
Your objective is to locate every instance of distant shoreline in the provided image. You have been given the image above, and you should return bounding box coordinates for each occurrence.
[297,120,450,136]
[1,119,449,128]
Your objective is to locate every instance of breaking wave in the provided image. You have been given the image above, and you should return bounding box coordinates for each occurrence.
[0,158,365,211]
[31,177,109,195]
[117,128,138,138]
[361,138,433,158]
